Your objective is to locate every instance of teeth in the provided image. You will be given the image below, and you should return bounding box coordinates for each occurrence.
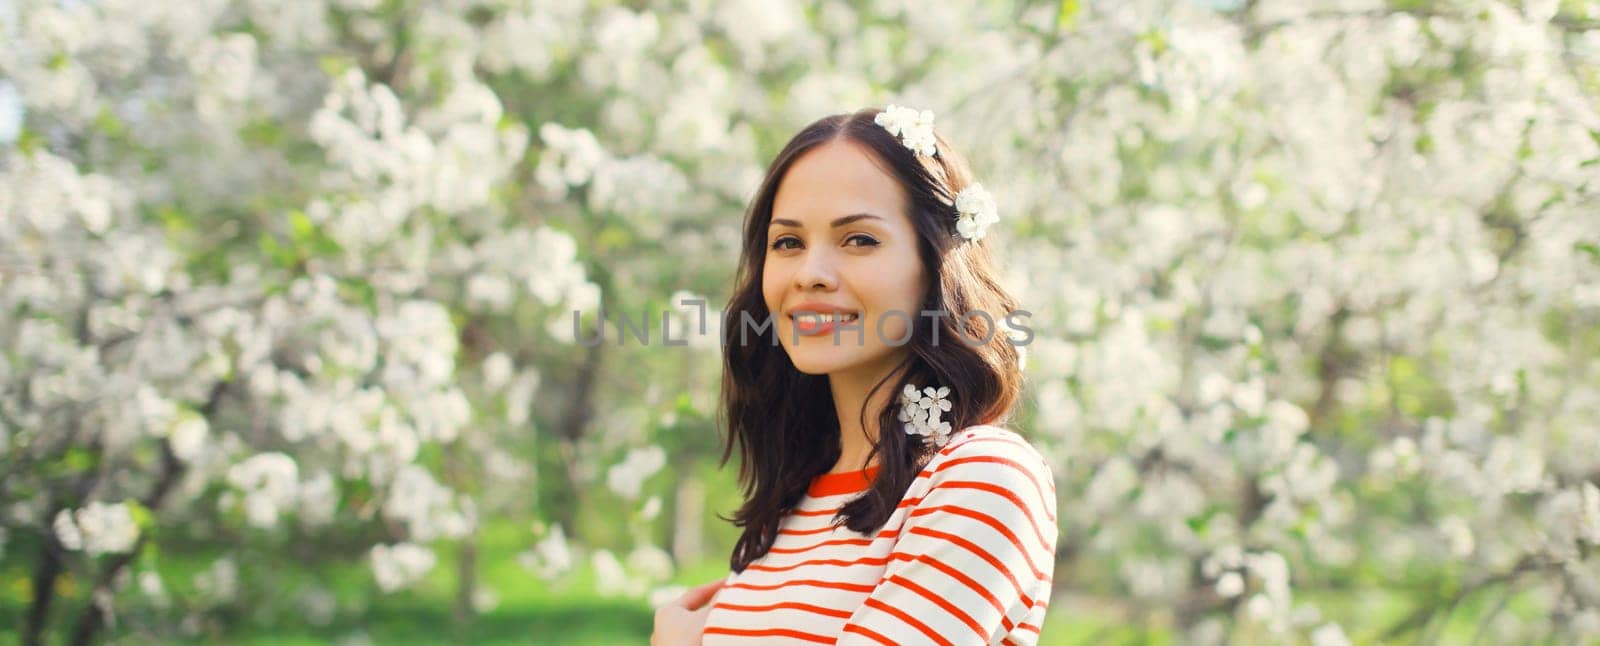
[797,312,858,323]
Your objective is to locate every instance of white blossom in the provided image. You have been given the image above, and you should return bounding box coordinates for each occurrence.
[519,524,572,581]
[898,384,953,448]
[1439,516,1475,558]
[1215,571,1244,598]
[1310,622,1351,646]
[384,464,473,541]
[591,548,640,597]
[953,183,1000,241]
[226,453,299,529]
[194,557,239,602]
[607,446,667,500]
[873,104,937,157]
[169,415,208,463]
[52,501,139,555]
[370,543,436,593]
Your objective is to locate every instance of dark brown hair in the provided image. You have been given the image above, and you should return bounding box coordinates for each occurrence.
[716,107,1024,573]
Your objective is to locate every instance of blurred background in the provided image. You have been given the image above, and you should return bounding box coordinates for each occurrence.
[2,0,1599,643]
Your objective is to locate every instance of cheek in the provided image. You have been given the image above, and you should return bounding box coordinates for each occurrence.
[889,249,927,308]
[761,264,784,312]
[859,256,926,325]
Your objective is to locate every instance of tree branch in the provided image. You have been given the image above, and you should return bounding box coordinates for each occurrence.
[69,379,227,645]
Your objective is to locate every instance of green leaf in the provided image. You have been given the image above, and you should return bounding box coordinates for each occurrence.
[240,118,283,146]
[1576,241,1600,264]
[339,278,378,313]
[259,232,297,268]
[1137,29,1168,57]
[93,108,128,140]
[157,206,192,235]
[318,55,354,79]
[1057,0,1081,29]
[289,210,315,244]
[16,127,42,155]
[64,446,97,473]
[1415,133,1434,154]
[125,499,155,532]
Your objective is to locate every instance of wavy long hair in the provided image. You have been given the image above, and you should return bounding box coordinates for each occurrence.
[716,107,1024,573]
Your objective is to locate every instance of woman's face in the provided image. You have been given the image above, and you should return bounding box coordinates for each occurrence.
[762,138,928,378]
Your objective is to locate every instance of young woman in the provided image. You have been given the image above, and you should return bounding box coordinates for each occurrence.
[651,106,1058,645]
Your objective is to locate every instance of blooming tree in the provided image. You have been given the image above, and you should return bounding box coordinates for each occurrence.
[2,0,1598,643]
[0,0,570,641]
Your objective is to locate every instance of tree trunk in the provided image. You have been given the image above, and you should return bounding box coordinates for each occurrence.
[454,537,478,631]
[549,335,603,536]
[72,382,220,645]
[24,544,64,646]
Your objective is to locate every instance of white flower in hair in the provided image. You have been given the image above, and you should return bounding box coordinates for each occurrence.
[875,106,1001,242]
[953,183,1000,241]
[898,384,954,448]
[874,104,938,157]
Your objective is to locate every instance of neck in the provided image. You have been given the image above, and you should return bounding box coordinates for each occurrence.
[826,355,909,474]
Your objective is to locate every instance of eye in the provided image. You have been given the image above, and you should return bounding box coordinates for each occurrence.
[845,234,879,248]
[770,236,801,251]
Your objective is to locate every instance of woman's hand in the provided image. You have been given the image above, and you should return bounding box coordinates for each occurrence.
[650,577,727,646]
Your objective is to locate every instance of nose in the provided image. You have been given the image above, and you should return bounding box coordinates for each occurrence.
[793,246,838,291]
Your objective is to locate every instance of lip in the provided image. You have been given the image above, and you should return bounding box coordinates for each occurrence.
[787,302,861,337]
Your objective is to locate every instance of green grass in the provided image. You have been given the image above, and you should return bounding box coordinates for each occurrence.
[3,518,1153,645]
[6,517,1543,645]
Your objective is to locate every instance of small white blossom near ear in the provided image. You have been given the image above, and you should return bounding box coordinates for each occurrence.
[898,384,953,448]
[953,183,1000,241]
[874,104,938,157]
[874,106,1005,243]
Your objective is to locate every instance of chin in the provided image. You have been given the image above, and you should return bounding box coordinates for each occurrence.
[785,346,858,375]
[788,359,836,376]
[782,336,895,377]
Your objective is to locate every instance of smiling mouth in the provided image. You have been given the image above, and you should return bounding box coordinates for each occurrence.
[793,312,859,323]
[792,312,860,335]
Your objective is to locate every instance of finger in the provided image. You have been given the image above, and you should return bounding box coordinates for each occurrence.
[670,581,710,604]
[680,578,725,608]
[678,578,728,610]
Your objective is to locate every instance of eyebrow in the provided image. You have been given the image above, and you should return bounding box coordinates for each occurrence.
[769,213,884,229]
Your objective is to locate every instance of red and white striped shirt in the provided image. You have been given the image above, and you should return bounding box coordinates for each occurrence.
[701,425,1058,645]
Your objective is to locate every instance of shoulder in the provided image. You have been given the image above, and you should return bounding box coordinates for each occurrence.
[916,424,1059,526]
[924,425,1055,495]
[930,425,1050,473]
